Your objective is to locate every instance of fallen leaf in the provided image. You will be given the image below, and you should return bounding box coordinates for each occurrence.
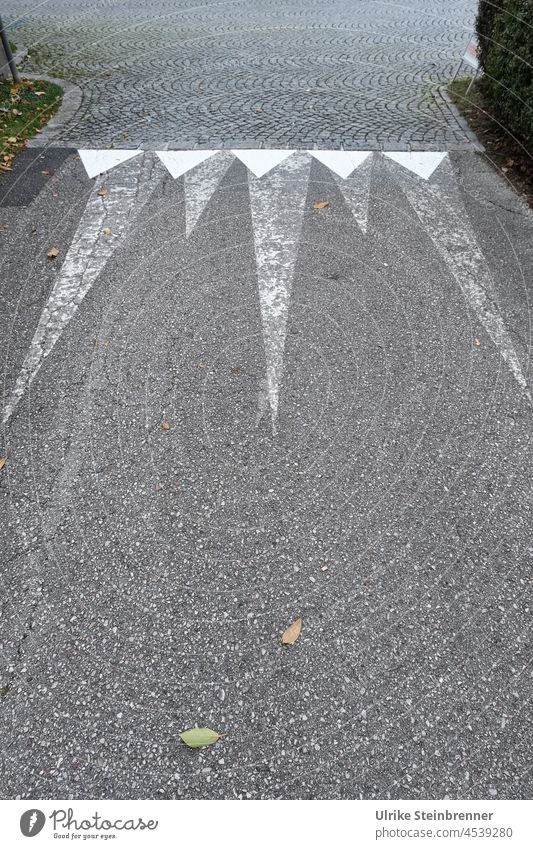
[179,727,221,749]
[7,136,17,144]
[160,421,170,431]
[12,109,22,116]
[102,227,112,236]
[35,91,46,97]
[41,170,50,176]
[474,337,481,347]
[320,564,328,571]
[0,457,6,470]
[47,248,59,259]
[282,616,302,645]
[313,201,329,209]
[96,187,109,197]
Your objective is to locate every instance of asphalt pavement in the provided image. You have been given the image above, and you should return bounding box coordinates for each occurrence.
[1,143,532,799]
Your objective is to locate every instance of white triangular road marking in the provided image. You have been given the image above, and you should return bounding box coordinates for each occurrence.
[184,151,234,236]
[3,155,156,423]
[78,149,142,179]
[309,150,372,180]
[393,155,530,400]
[233,149,295,178]
[248,152,311,432]
[334,153,374,233]
[156,150,216,179]
[384,151,447,181]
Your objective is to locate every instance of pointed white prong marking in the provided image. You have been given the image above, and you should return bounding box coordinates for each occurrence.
[3,156,150,424]
[309,150,372,180]
[332,153,374,233]
[155,150,216,179]
[78,149,142,179]
[384,151,448,181]
[394,156,530,400]
[248,151,311,432]
[184,151,234,237]
[232,149,295,178]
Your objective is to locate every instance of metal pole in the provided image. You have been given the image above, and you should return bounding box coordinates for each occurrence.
[0,15,20,83]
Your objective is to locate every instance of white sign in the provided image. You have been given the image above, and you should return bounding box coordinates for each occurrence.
[463,33,480,70]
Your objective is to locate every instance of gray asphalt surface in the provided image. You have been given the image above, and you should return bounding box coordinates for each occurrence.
[1,147,533,800]
[5,0,477,149]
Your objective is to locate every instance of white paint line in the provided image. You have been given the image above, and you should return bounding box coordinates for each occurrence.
[394,156,530,399]
[309,150,372,180]
[156,149,216,179]
[78,148,142,179]
[248,151,311,432]
[232,149,295,178]
[184,150,234,237]
[3,155,150,424]
[384,151,448,181]
[335,153,374,233]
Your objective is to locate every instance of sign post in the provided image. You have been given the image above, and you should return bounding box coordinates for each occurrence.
[0,15,20,83]
[452,33,480,92]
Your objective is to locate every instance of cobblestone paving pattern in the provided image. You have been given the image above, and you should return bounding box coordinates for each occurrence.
[6,0,477,148]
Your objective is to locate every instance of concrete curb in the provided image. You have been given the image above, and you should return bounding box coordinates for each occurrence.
[23,73,84,148]
[437,85,484,153]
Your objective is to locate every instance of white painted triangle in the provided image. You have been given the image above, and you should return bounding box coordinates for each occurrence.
[184,151,234,236]
[248,152,311,432]
[384,151,447,181]
[3,155,157,424]
[78,148,142,179]
[393,155,530,401]
[309,150,372,180]
[156,150,216,179]
[334,153,374,233]
[232,149,295,178]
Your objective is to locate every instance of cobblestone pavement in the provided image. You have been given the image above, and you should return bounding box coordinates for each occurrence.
[6,0,477,149]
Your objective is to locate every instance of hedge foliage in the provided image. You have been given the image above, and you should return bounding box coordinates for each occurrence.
[475,0,533,146]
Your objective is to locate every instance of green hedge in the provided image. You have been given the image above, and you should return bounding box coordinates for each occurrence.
[476,0,533,146]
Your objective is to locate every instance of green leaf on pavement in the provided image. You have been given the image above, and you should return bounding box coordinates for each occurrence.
[179,727,221,749]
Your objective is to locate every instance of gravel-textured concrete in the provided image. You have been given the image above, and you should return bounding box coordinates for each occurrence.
[5,0,478,149]
[1,149,532,799]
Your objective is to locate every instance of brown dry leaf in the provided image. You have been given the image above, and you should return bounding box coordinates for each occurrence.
[41,170,50,176]
[313,201,329,209]
[12,109,22,116]
[102,227,112,236]
[282,617,302,645]
[7,136,18,144]
[97,187,109,197]
[474,337,481,347]
[320,564,328,571]
[161,421,171,431]
[47,248,59,259]
[0,164,12,172]
[35,91,46,97]
[0,457,6,471]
